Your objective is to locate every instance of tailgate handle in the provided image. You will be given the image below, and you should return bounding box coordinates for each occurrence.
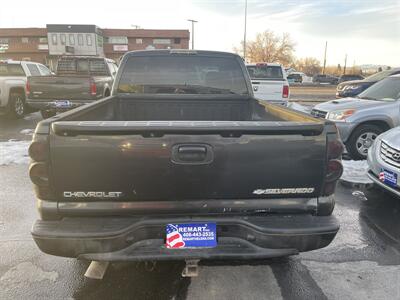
[178,146,206,155]
[178,146,207,161]
[172,144,213,164]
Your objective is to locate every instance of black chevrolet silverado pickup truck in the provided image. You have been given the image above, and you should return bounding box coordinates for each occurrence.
[30,50,343,263]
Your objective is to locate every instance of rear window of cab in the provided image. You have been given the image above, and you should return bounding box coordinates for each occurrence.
[246,65,283,80]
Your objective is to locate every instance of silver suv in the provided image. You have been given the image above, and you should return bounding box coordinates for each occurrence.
[311,75,400,160]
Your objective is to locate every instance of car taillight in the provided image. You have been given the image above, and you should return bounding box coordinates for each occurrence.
[29,141,48,162]
[26,81,31,96]
[322,134,344,196]
[326,159,343,182]
[282,85,289,98]
[327,139,344,159]
[29,163,49,186]
[90,81,97,96]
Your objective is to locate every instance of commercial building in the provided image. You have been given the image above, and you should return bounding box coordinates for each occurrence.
[0,24,190,69]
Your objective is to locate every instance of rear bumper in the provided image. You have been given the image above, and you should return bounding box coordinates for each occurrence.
[31,214,339,261]
[26,99,94,110]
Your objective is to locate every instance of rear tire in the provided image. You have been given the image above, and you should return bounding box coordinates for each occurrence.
[8,92,26,119]
[40,109,56,119]
[346,124,383,160]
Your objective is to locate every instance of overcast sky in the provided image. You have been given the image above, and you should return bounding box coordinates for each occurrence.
[1,0,399,66]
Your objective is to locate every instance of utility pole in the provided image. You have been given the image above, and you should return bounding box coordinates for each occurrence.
[243,0,248,61]
[322,41,327,75]
[343,54,347,75]
[187,19,198,49]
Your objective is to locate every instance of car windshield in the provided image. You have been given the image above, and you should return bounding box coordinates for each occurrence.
[357,77,400,101]
[364,69,396,82]
[118,55,249,95]
[0,64,25,76]
[246,65,283,80]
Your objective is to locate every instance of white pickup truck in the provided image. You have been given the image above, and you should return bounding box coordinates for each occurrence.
[0,60,51,118]
[246,63,289,106]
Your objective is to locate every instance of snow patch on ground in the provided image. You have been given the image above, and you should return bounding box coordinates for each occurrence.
[0,140,30,165]
[19,129,34,135]
[340,160,372,184]
[287,102,312,113]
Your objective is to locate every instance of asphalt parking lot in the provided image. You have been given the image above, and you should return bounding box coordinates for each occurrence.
[1,96,399,299]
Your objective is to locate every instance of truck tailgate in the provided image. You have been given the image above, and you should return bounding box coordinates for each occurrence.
[252,80,285,101]
[49,121,326,201]
[28,76,92,100]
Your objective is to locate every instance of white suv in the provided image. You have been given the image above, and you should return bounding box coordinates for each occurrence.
[246,63,290,106]
[0,60,51,118]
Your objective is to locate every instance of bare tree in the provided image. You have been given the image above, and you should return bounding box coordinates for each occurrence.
[295,57,322,76]
[234,30,295,66]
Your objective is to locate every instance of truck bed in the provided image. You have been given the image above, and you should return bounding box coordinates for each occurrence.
[35,96,330,205]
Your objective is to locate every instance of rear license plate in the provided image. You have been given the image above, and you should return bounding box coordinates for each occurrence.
[379,169,398,188]
[53,100,71,108]
[166,223,217,249]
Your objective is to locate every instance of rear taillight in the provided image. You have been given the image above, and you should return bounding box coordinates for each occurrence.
[327,139,344,159]
[29,162,49,186]
[26,81,30,97]
[29,141,48,162]
[323,134,344,195]
[29,135,54,200]
[282,85,289,98]
[326,159,343,182]
[90,81,97,96]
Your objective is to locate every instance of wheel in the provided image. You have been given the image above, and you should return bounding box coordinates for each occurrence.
[40,109,56,119]
[8,92,26,119]
[346,124,383,160]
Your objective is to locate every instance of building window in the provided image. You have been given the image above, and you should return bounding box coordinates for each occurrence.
[86,34,92,46]
[0,38,9,44]
[39,37,48,43]
[174,38,181,44]
[51,34,57,45]
[107,36,128,44]
[21,37,29,43]
[136,38,143,44]
[78,34,84,46]
[60,34,66,45]
[69,34,75,45]
[153,39,171,45]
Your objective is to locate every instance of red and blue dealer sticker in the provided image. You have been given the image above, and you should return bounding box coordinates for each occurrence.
[379,169,398,188]
[165,223,217,249]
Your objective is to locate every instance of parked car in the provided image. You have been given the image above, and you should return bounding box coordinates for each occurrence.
[287,72,303,83]
[312,75,400,160]
[30,50,342,266]
[336,68,400,98]
[26,56,118,118]
[246,63,289,105]
[367,127,400,198]
[0,60,52,118]
[338,74,364,84]
[313,74,338,85]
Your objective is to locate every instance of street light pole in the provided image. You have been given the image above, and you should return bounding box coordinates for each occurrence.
[187,19,198,49]
[243,0,247,61]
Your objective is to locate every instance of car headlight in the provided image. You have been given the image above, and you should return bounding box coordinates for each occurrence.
[326,109,356,121]
[345,85,360,90]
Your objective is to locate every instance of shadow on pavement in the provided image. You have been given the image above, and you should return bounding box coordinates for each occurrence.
[73,261,189,300]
